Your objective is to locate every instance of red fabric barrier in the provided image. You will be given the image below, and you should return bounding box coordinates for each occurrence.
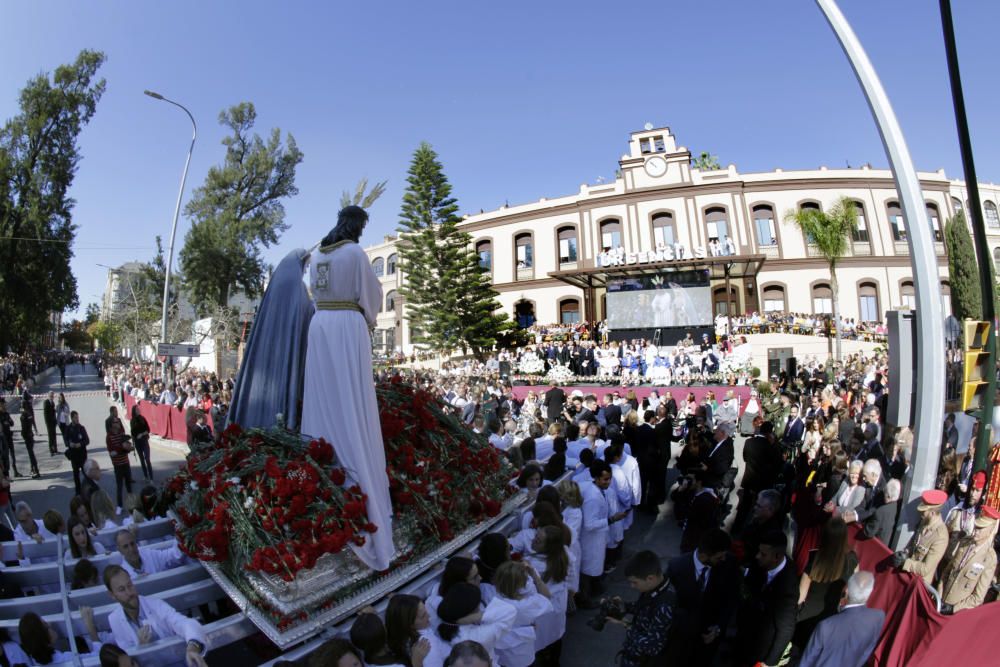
[122,394,213,446]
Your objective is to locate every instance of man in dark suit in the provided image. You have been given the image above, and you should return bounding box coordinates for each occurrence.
[846,458,886,525]
[780,404,805,450]
[661,391,678,419]
[633,410,659,510]
[667,529,739,665]
[861,477,900,546]
[700,422,735,490]
[736,421,783,531]
[680,470,720,552]
[736,531,798,667]
[542,382,566,427]
[599,393,622,431]
[43,391,58,455]
[581,342,596,377]
[799,571,884,667]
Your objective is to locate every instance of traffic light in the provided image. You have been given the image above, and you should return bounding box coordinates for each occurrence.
[962,320,991,411]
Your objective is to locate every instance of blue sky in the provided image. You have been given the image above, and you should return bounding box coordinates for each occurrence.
[2,1,998,321]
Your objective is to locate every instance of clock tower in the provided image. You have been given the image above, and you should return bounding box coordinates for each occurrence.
[618,126,693,191]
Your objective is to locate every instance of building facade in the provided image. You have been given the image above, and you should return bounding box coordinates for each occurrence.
[367,126,1000,354]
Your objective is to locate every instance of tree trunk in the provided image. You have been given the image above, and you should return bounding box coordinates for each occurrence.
[830,264,842,362]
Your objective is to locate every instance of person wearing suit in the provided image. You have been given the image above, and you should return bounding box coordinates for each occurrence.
[735,422,783,532]
[542,383,566,428]
[680,470,719,553]
[736,531,798,667]
[42,391,58,456]
[666,529,739,665]
[599,394,621,432]
[700,423,735,490]
[781,405,805,450]
[799,571,884,667]
[861,478,900,546]
[844,459,886,526]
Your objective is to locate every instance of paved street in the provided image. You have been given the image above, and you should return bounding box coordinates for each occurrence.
[5,363,188,520]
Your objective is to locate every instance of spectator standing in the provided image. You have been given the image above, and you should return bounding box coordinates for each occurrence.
[65,411,90,496]
[0,400,17,478]
[798,571,884,667]
[614,550,674,667]
[106,412,134,508]
[794,517,858,648]
[862,478,901,546]
[129,405,153,482]
[19,395,40,478]
[56,393,71,445]
[42,391,58,456]
[736,531,798,667]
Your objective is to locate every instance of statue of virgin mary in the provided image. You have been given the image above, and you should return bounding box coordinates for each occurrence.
[300,206,395,570]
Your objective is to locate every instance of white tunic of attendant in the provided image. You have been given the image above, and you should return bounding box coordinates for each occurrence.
[108,595,207,651]
[496,586,554,667]
[423,596,517,667]
[65,540,106,562]
[566,437,595,468]
[120,541,186,580]
[618,452,642,531]
[578,478,609,577]
[534,436,555,462]
[525,553,570,650]
[301,241,394,570]
[596,441,631,460]
[606,469,630,546]
[562,506,583,591]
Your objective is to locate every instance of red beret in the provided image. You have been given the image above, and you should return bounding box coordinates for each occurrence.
[982,506,1000,521]
[972,471,987,490]
[921,489,948,506]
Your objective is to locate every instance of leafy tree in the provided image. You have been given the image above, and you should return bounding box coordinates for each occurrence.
[944,212,982,321]
[692,151,721,170]
[87,320,121,353]
[785,196,855,361]
[84,302,101,326]
[0,50,106,350]
[179,102,303,314]
[396,143,509,357]
[60,319,92,352]
[340,177,387,209]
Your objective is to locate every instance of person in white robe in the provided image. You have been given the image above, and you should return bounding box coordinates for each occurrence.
[301,206,394,570]
[493,562,553,667]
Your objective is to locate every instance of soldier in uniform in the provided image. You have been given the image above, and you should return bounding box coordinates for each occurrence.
[892,489,949,585]
[938,505,999,613]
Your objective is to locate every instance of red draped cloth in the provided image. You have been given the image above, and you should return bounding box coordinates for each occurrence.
[842,524,1000,666]
[122,394,212,445]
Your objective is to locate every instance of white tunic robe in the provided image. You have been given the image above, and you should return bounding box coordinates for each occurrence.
[301,241,394,569]
[578,478,609,577]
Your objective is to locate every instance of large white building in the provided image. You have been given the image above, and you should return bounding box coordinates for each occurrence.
[367,126,1000,354]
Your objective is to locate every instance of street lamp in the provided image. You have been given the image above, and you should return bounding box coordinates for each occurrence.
[144,90,197,381]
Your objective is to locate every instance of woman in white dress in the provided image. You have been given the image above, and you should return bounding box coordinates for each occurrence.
[423,583,516,667]
[493,562,553,667]
[301,206,394,570]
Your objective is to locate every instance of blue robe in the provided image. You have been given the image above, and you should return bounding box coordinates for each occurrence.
[227,248,314,431]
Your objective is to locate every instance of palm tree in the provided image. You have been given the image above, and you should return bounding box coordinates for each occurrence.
[785,196,856,361]
[692,151,721,170]
[340,177,388,209]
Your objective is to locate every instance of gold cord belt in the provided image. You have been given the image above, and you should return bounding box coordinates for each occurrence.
[316,301,363,313]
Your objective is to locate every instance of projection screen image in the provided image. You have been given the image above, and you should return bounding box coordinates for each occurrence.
[605,271,712,330]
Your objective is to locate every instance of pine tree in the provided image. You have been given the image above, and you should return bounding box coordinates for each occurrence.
[944,212,982,321]
[396,143,509,356]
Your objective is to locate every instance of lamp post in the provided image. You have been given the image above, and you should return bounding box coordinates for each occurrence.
[144,90,196,382]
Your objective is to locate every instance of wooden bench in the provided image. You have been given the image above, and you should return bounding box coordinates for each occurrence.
[0,516,175,562]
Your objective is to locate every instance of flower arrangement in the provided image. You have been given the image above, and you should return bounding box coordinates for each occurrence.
[166,378,516,633]
[518,355,545,375]
[544,363,575,384]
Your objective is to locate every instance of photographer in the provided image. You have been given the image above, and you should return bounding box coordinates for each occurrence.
[105,406,134,508]
[601,550,674,667]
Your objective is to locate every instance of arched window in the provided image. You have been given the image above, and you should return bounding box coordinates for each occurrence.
[386,253,398,275]
[752,205,777,247]
[887,201,906,241]
[858,282,880,322]
[812,283,833,315]
[651,212,676,248]
[713,286,739,317]
[476,240,492,271]
[599,219,622,251]
[559,298,581,324]
[851,201,869,243]
[514,233,533,271]
[900,280,916,310]
[557,226,578,265]
[761,284,786,312]
[952,197,964,215]
[985,201,1000,229]
[705,207,733,255]
[800,201,821,212]
[927,203,942,242]
[385,290,398,312]
[372,257,385,277]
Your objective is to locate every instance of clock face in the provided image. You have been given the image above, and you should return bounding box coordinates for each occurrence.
[644,156,667,178]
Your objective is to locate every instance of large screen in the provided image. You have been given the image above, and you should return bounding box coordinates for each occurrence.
[606,270,712,329]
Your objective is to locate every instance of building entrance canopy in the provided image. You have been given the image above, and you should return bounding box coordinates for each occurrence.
[549,253,767,290]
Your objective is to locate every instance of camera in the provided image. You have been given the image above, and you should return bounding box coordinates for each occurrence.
[586,597,626,631]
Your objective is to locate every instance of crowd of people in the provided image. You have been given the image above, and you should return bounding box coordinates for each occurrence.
[728,312,888,341]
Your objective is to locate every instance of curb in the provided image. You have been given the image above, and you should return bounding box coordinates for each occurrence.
[149,434,190,458]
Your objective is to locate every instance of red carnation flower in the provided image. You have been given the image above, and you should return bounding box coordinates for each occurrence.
[330,468,346,486]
